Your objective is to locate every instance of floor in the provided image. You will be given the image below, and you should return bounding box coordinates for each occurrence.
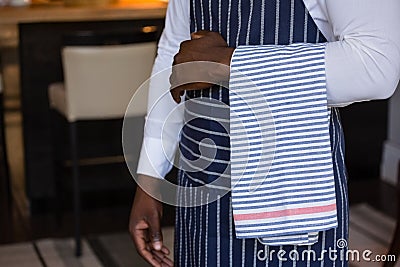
[0,204,398,267]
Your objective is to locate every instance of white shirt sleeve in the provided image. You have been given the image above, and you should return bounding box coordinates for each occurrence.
[323,0,400,107]
[244,0,400,107]
[136,0,190,179]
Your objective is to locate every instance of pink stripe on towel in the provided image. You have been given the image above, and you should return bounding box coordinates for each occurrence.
[234,203,337,221]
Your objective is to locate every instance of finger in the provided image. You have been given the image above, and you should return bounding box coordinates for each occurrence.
[147,215,163,251]
[146,242,169,267]
[173,82,213,92]
[169,68,181,90]
[130,221,148,252]
[137,242,162,267]
[152,252,173,267]
[170,88,183,103]
[151,250,165,264]
[162,256,174,267]
[170,82,212,103]
[191,30,208,39]
[151,252,164,265]
[169,71,183,103]
[143,243,164,267]
[161,245,170,255]
[152,250,174,267]
[169,80,184,104]
[130,222,161,267]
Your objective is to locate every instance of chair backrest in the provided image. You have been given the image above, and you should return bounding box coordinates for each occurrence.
[62,42,156,121]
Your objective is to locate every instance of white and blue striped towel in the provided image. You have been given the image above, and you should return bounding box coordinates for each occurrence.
[229,43,337,246]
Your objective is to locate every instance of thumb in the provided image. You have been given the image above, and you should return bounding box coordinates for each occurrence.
[191,30,208,40]
[148,215,163,251]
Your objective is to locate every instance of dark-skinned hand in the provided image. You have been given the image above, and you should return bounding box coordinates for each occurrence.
[129,175,173,267]
[170,30,235,103]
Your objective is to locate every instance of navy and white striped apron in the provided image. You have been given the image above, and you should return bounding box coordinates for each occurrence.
[175,0,349,266]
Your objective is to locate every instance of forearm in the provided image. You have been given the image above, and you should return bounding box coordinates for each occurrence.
[230,0,400,107]
[136,0,188,179]
[324,0,400,106]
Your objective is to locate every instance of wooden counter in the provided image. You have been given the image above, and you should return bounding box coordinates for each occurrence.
[0,0,167,24]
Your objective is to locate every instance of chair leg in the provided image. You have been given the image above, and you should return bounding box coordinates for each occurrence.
[50,110,63,225]
[69,122,82,257]
[0,93,11,207]
[0,93,12,242]
[383,162,400,267]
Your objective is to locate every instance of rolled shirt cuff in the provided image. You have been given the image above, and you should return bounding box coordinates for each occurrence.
[136,136,178,179]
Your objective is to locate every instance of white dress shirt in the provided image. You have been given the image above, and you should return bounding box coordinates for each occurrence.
[137,0,400,179]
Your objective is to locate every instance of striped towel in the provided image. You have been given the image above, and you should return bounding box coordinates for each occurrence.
[229,43,337,246]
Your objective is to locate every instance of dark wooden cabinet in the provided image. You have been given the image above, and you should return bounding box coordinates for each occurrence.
[19,19,164,212]
[340,100,388,180]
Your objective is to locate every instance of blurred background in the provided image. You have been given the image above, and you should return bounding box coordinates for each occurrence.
[0,0,399,266]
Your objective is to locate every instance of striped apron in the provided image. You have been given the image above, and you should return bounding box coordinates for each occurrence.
[175,0,349,266]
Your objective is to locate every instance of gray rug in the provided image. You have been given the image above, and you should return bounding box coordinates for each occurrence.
[0,227,174,267]
[0,238,102,267]
[0,242,42,267]
[348,204,399,267]
[87,227,174,267]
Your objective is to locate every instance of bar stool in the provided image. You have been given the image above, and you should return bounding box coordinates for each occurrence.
[48,42,156,256]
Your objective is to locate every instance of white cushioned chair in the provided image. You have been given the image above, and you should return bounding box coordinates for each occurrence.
[48,42,156,256]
